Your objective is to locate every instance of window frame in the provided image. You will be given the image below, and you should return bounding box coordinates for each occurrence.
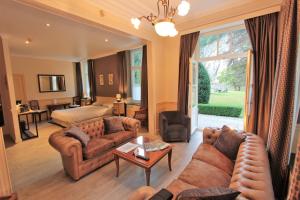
[130,48,143,101]
[195,24,250,62]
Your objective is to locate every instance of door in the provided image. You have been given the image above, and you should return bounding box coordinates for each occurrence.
[244,50,254,131]
[13,74,26,104]
[189,60,199,134]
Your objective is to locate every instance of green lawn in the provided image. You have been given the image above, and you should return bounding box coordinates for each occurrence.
[200,91,245,118]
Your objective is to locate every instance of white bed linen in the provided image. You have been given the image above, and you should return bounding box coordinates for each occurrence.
[51,104,113,125]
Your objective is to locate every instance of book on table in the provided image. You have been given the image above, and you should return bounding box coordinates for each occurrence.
[143,140,170,152]
[116,142,139,153]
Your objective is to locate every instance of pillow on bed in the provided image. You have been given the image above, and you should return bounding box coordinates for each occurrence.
[65,126,90,147]
[103,117,125,134]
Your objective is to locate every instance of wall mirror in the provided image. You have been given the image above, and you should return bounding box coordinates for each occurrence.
[38,74,66,93]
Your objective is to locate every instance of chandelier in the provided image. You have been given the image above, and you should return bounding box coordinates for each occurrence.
[131,0,190,37]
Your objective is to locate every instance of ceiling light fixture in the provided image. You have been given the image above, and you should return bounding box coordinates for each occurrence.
[105,39,109,42]
[25,38,32,45]
[131,0,190,37]
[46,23,51,27]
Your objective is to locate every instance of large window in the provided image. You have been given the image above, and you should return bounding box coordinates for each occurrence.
[130,48,143,101]
[80,60,90,98]
[196,26,251,121]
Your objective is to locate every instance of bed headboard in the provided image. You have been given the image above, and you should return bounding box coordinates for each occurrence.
[96,96,115,104]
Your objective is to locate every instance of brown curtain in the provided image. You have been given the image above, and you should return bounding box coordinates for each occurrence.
[267,0,299,198]
[117,51,131,98]
[178,32,200,115]
[75,62,83,98]
[141,45,148,110]
[288,136,300,199]
[57,76,65,91]
[244,13,278,143]
[88,59,96,102]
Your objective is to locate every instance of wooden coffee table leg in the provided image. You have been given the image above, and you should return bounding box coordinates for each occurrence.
[168,149,172,171]
[145,168,151,186]
[114,155,119,177]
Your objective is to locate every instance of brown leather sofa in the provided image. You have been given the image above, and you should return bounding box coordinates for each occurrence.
[128,127,274,200]
[49,117,140,180]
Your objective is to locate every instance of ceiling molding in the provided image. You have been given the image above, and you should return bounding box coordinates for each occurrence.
[179,3,281,35]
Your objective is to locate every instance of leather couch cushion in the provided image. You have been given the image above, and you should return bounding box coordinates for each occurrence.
[178,159,231,188]
[65,126,90,147]
[103,117,125,134]
[192,144,234,175]
[176,187,240,200]
[214,126,245,160]
[167,179,197,199]
[103,131,135,146]
[83,138,114,159]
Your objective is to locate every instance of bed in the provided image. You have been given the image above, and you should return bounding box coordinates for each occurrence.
[51,103,113,127]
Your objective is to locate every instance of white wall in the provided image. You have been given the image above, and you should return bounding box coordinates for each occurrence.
[11,56,76,101]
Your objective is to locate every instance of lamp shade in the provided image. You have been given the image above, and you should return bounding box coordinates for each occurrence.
[154,20,175,37]
[177,0,190,16]
[116,94,121,100]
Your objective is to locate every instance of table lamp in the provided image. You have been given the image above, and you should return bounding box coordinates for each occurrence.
[116,94,122,102]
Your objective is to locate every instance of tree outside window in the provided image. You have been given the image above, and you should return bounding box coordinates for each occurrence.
[130,48,143,101]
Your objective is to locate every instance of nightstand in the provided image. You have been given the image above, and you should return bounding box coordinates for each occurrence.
[113,102,126,116]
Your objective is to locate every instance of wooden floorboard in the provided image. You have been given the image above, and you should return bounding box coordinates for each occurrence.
[4,122,203,200]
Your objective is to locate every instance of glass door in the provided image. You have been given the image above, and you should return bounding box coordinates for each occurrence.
[189,60,199,134]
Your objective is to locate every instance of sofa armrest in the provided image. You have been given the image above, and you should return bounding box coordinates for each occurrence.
[122,117,141,136]
[128,186,156,200]
[159,114,168,135]
[49,130,83,158]
[203,127,222,145]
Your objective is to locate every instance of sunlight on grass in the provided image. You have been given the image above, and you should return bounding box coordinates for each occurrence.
[200,91,245,118]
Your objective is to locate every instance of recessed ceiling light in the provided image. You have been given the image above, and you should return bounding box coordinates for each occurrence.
[46,23,51,27]
[25,39,32,44]
[105,39,109,42]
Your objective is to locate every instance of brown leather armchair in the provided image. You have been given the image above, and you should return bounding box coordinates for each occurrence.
[159,111,190,143]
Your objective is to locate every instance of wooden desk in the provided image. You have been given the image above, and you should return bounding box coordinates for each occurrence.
[47,103,70,115]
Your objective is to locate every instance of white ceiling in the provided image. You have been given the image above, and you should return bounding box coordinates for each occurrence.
[0,0,143,62]
[88,0,278,25]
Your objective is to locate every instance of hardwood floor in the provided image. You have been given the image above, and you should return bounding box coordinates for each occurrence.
[5,123,202,200]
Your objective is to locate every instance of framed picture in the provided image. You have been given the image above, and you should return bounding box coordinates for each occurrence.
[108,73,113,85]
[99,74,104,86]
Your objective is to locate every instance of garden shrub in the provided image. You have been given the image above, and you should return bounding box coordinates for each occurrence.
[198,63,211,104]
[198,104,242,117]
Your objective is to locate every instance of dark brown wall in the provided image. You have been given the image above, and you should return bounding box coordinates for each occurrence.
[94,54,120,97]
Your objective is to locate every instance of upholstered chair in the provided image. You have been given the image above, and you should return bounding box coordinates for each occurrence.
[159,111,190,143]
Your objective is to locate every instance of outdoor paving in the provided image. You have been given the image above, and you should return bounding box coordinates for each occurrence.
[198,114,244,131]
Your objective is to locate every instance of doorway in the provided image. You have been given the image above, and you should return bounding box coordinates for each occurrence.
[190,25,252,131]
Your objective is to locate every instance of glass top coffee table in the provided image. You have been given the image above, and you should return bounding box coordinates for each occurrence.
[112,136,172,186]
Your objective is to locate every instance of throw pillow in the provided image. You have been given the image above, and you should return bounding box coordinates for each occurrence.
[65,126,90,147]
[213,125,245,160]
[176,187,240,200]
[103,117,125,134]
